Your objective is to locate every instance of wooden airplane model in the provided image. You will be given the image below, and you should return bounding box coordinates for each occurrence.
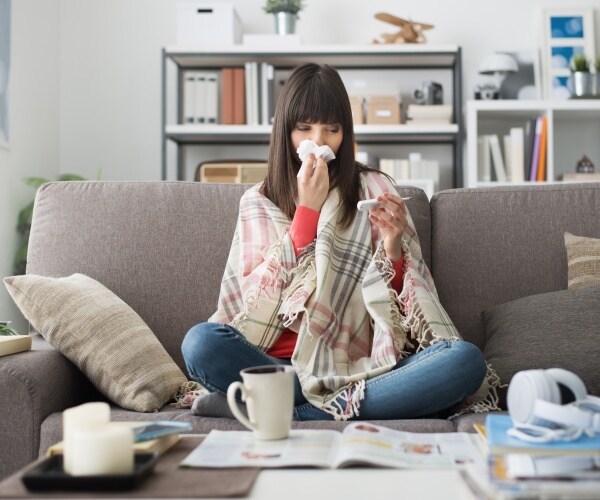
[373,12,434,44]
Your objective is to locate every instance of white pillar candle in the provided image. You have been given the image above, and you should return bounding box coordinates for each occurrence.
[69,424,134,476]
[63,402,110,474]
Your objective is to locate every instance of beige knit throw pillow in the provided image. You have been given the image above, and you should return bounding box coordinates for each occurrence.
[4,273,187,412]
[564,232,600,289]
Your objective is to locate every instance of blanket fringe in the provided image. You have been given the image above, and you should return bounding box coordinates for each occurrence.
[170,381,208,409]
[321,380,366,421]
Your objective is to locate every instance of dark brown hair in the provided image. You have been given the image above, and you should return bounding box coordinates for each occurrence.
[260,63,381,228]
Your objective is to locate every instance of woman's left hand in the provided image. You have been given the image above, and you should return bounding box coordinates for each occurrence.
[368,193,408,262]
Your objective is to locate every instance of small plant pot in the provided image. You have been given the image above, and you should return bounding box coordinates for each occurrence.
[572,71,592,97]
[274,12,296,35]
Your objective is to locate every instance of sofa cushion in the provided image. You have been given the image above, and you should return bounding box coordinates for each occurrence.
[565,232,600,289]
[431,183,600,348]
[4,273,188,412]
[483,285,600,406]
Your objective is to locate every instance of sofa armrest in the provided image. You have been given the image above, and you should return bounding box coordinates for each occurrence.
[0,342,98,480]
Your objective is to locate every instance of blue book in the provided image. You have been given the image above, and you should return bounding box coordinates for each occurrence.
[485,414,600,456]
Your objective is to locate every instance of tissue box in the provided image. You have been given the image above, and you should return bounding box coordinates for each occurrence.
[177,2,241,46]
[366,96,400,125]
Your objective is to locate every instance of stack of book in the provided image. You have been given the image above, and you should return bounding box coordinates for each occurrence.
[470,414,600,498]
[0,334,32,357]
[405,104,452,125]
[478,114,549,184]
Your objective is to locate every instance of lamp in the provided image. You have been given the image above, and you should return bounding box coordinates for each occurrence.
[476,53,518,99]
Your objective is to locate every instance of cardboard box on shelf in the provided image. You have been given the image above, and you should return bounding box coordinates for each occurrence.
[177,2,241,46]
[349,96,364,125]
[366,96,401,125]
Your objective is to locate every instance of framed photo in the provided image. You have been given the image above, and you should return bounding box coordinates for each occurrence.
[0,0,11,149]
[498,50,542,100]
[541,8,596,100]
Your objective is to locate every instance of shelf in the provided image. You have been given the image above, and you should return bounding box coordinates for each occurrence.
[165,124,460,144]
[467,100,600,119]
[466,99,600,188]
[164,44,460,69]
[162,45,464,185]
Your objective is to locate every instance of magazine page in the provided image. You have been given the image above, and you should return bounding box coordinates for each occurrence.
[332,423,485,469]
[180,429,342,468]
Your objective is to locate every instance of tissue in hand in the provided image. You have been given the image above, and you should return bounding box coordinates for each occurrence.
[296,140,336,163]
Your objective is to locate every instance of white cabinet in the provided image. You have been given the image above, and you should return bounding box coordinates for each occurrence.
[466,100,600,188]
[161,45,464,186]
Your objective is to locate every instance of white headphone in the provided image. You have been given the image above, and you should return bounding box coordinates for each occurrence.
[507,368,600,443]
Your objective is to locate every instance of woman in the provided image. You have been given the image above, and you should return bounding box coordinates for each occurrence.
[182,63,495,420]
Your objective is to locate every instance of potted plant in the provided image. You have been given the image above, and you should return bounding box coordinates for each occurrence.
[570,54,592,97]
[263,0,305,35]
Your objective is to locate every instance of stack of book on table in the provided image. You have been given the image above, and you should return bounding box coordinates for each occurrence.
[467,414,600,498]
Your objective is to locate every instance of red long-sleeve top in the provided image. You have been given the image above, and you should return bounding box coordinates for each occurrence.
[266,206,405,358]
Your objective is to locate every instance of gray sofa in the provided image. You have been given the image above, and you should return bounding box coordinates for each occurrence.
[1,180,599,480]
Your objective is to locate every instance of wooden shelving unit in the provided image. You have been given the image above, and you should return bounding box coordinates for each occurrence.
[162,45,464,185]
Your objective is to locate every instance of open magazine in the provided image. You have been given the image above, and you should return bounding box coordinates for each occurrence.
[180,422,485,469]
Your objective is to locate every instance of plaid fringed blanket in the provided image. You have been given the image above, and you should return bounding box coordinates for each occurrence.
[209,171,500,419]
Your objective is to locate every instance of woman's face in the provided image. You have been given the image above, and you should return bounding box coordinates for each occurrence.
[291,121,344,160]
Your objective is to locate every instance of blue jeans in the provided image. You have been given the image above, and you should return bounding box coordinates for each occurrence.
[181,322,486,421]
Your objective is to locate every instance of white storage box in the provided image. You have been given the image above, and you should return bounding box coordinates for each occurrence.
[177,2,241,46]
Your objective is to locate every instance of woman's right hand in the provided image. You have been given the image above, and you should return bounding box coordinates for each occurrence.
[297,154,329,212]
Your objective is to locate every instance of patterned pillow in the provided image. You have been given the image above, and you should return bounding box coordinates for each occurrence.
[4,273,188,412]
[564,232,600,289]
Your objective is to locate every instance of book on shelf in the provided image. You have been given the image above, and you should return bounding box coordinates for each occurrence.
[529,116,543,182]
[180,422,484,469]
[220,67,234,125]
[355,150,379,168]
[509,127,525,183]
[485,414,600,456]
[523,118,536,181]
[0,334,32,357]
[477,135,492,182]
[488,134,507,182]
[183,70,219,125]
[233,67,246,125]
[536,116,548,181]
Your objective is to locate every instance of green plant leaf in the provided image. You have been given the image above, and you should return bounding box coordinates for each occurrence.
[0,321,20,336]
[23,177,50,189]
[16,201,34,234]
[56,174,87,182]
[13,244,28,275]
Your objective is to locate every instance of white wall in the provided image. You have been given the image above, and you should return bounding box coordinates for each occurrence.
[57,0,600,183]
[0,0,59,331]
[2,0,600,327]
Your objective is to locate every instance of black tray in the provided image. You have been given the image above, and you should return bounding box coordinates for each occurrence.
[21,453,159,492]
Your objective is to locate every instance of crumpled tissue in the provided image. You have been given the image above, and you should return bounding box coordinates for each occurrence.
[296,139,336,163]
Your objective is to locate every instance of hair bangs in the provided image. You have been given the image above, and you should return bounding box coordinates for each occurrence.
[287,75,344,126]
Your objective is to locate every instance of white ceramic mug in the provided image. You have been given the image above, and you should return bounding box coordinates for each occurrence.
[227,365,295,440]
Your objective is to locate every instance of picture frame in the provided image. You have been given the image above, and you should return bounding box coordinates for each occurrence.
[498,49,542,100]
[541,7,596,100]
[0,0,11,149]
